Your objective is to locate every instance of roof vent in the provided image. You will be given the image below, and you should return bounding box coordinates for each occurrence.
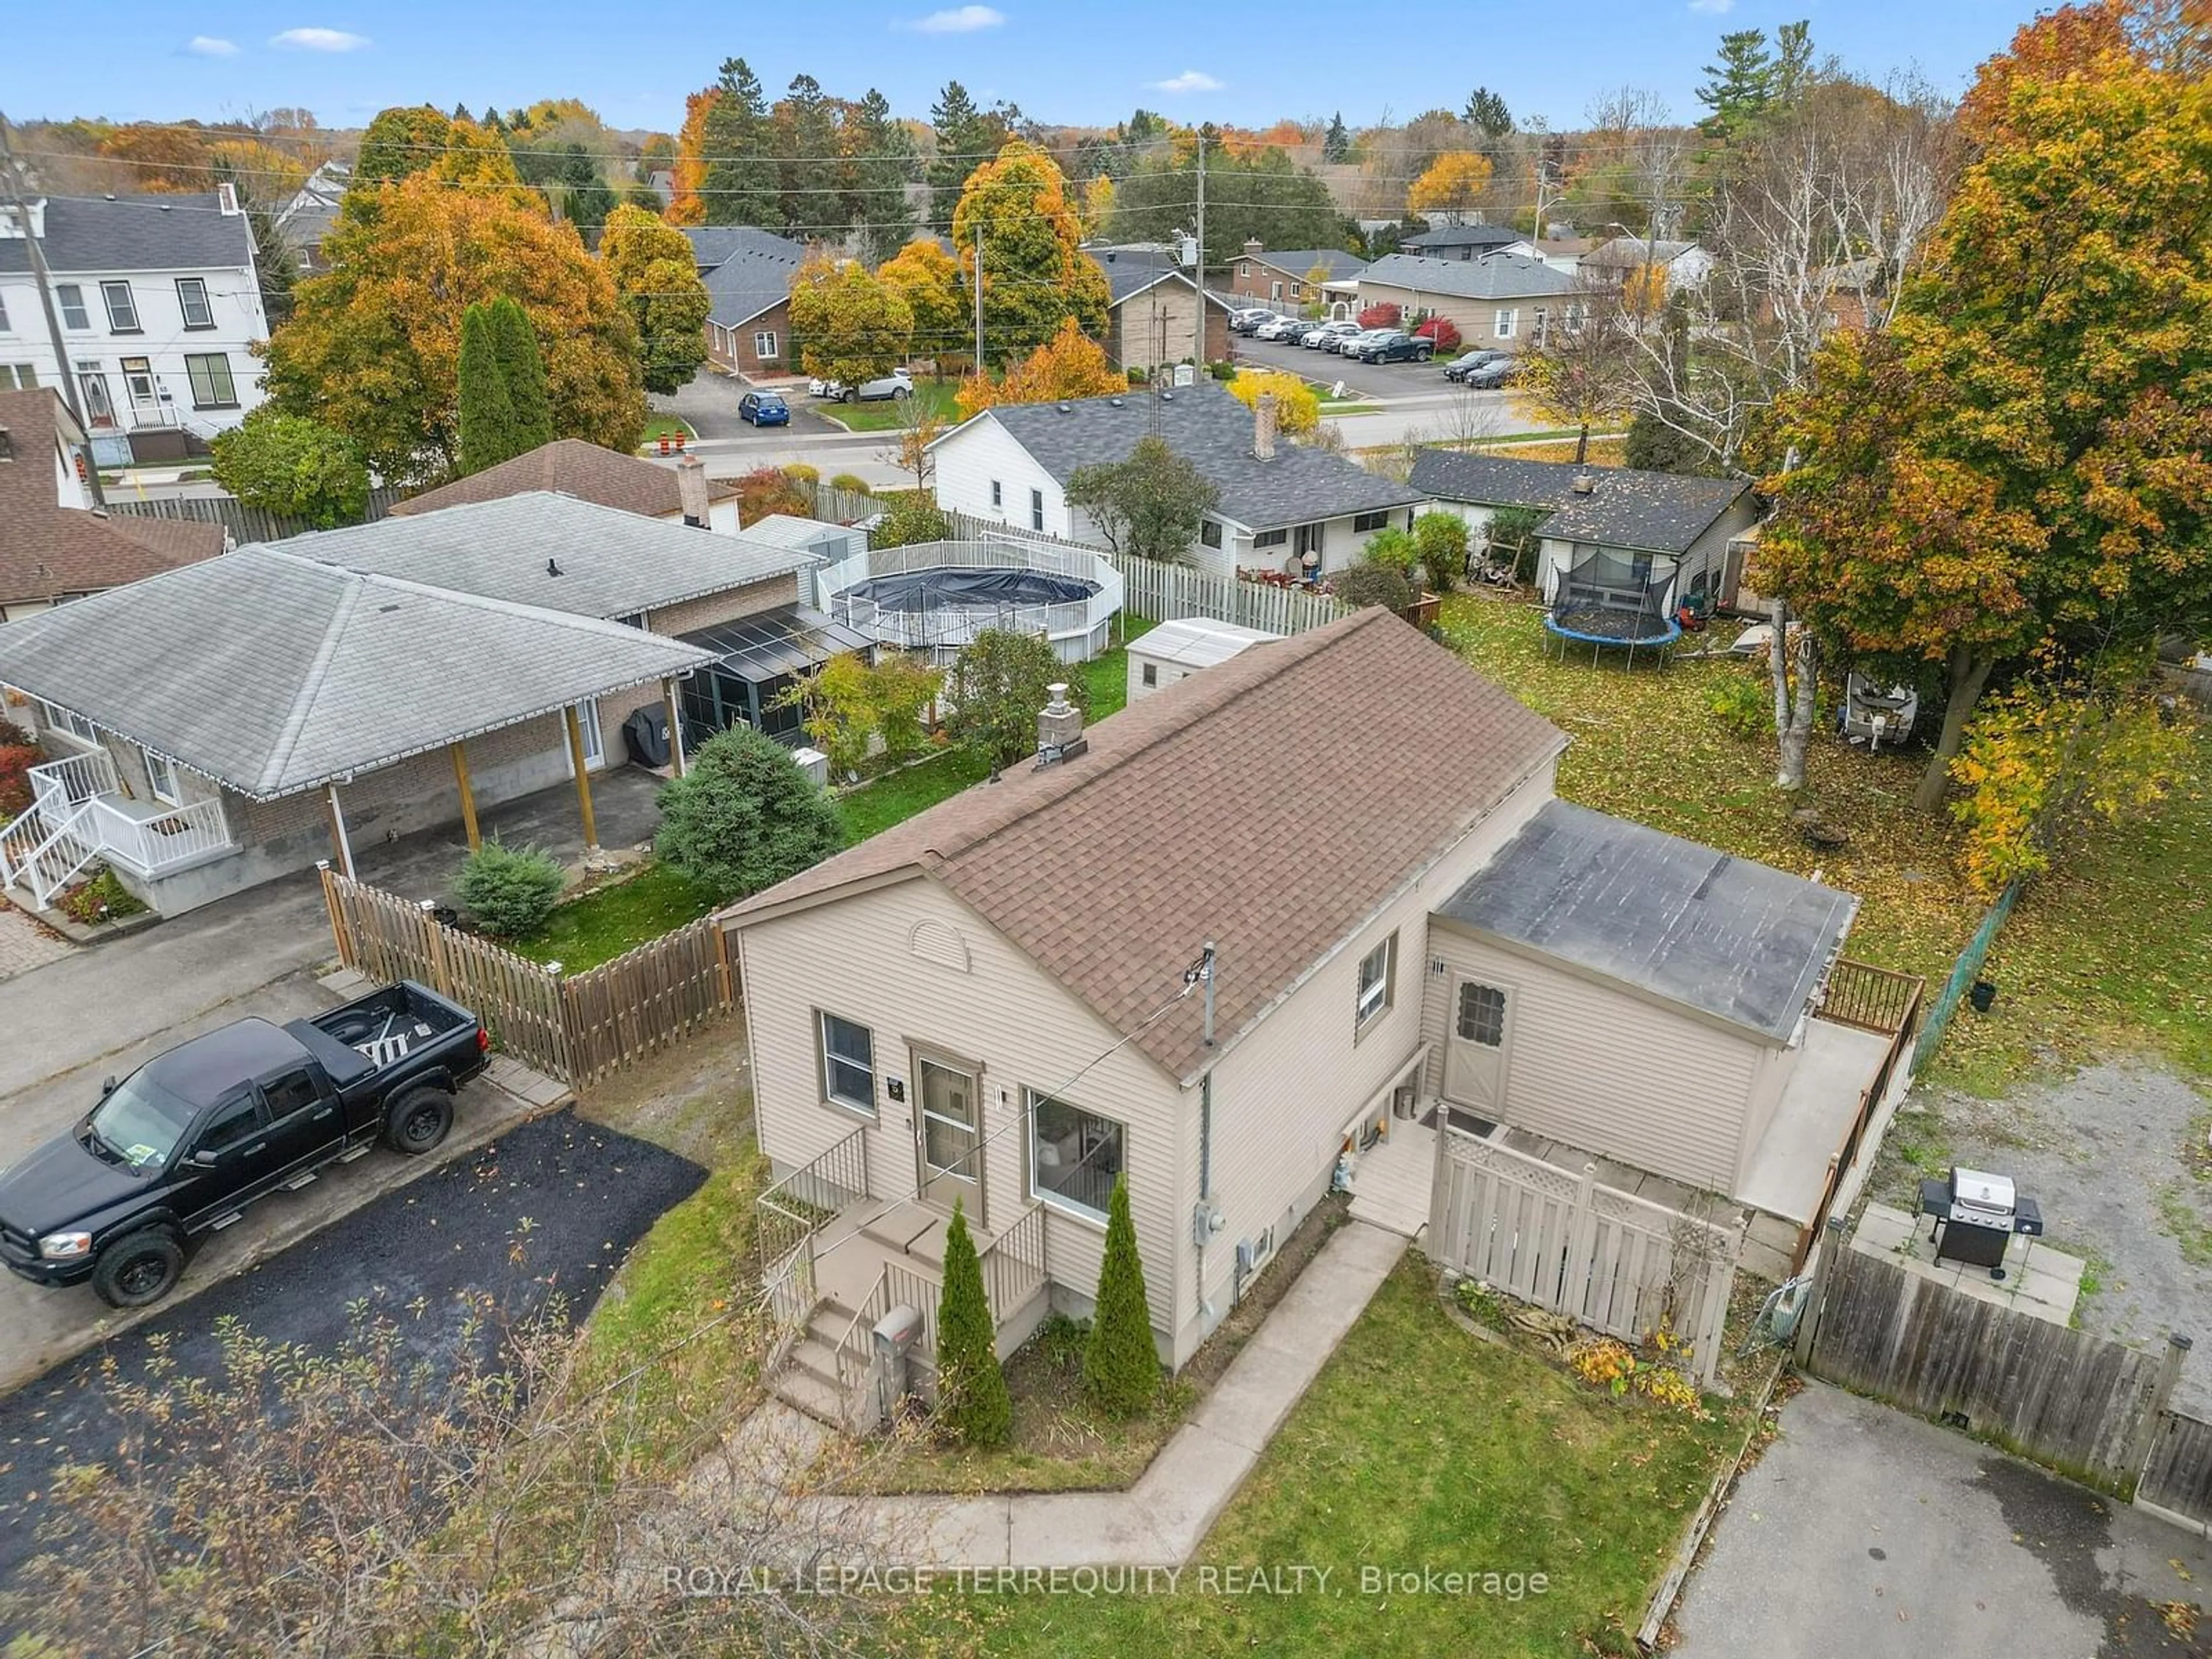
[377,603,400,613]
[1571,472,1597,495]
[546,557,563,576]
[1160,390,1173,402]
[1056,402,1072,413]
[1109,397,1124,407]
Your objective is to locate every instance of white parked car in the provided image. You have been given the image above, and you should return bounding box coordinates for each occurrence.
[1253,315,1305,341]
[810,368,914,403]
[1332,329,1396,357]
[1304,320,1364,350]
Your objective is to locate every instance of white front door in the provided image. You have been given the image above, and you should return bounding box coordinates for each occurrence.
[1443,975,1512,1111]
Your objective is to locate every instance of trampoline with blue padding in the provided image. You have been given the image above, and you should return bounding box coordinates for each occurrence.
[1543,546,1683,667]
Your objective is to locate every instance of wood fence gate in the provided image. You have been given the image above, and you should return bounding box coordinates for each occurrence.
[1427,1127,1739,1384]
[2136,1406,2212,1532]
[319,866,737,1086]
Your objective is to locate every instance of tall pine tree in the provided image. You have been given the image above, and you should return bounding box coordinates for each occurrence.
[700,57,778,228]
[935,1200,1011,1446]
[775,74,843,239]
[489,297,553,452]
[928,81,1009,230]
[1696,29,1778,139]
[456,302,517,475]
[1083,1175,1159,1418]
[1321,112,1350,163]
[848,89,916,264]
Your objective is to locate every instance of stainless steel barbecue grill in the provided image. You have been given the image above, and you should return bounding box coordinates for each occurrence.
[1916,1166,2044,1281]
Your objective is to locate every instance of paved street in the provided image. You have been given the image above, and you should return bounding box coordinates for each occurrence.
[1672,1380,2210,1658]
[0,1107,703,1594]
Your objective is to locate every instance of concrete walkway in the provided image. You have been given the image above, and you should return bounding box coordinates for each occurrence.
[775,1219,1410,1569]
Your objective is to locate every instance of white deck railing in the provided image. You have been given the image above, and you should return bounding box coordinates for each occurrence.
[816,537,1124,660]
[1,752,234,908]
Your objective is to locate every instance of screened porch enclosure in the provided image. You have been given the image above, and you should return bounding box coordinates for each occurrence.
[677,605,873,749]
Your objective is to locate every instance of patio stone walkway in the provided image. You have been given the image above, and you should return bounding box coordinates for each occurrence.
[0,900,73,983]
[1853,1200,2084,1327]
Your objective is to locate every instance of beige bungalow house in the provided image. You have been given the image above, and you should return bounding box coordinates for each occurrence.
[1355,251,1579,347]
[722,609,1911,1426]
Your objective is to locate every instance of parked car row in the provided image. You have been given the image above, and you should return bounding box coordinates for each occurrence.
[1445,349,1524,388]
[805,368,914,403]
[1231,310,1442,363]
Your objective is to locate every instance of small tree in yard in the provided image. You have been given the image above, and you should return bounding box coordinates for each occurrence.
[729,464,810,527]
[1362,525,1420,576]
[945,627,1090,771]
[1333,559,1414,613]
[1226,369,1319,435]
[1412,316,1461,354]
[210,409,370,529]
[937,1199,1011,1446]
[453,840,565,937]
[1065,435,1220,566]
[1083,1176,1160,1417]
[869,494,953,548]
[1412,511,1469,594]
[780,650,944,778]
[654,724,844,903]
[456,301,518,476]
[488,295,554,453]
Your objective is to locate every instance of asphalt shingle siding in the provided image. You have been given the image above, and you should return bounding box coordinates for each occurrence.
[267,493,816,620]
[0,548,711,798]
[1409,449,1751,556]
[1436,800,1857,1042]
[0,194,254,275]
[979,383,1425,532]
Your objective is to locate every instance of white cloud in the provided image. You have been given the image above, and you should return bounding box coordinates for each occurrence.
[907,5,1004,32]
[186,35,240,56]
[1687,0,1734,12]
[270,26,371,51]
[1149,70,1223,94]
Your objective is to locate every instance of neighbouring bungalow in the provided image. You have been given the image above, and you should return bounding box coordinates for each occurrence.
[682,226,809,377]
[721,608,1911,1427]
[1396,223,1532,263]
[1354,251,1580,349]
[1088,246,1233,373]
[927,381,1427,580]
[1580,236,1715,297]
[0,388,223,624]
[1408,449,1759,632]
[1226,241,1371,308]
[391,441,743,535]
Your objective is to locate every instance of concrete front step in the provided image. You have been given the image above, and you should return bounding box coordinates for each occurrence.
[770,1361,855,1430]
[771,1298,867,1430]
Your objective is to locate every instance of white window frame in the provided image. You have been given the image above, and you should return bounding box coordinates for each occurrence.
[1494,309,1518,340]
[55,283,89,331]
[0,364,36,390]
[1199,518,1224,549]
[990,479,1003,510]
[1027,1089,1126,1227]
[818,1011,877,1116]
[184,353,237,410]
[1355,931,1396,1031]
[1455,980,1508,1048]
[176,277,214,330]
[1352,510,1388,533]
[752,329,778,360]
[100,280,141,334]
[1270,280,1282,300]
[40,700,99,746]
[141,745,180,805]
[1029,487,1045,532]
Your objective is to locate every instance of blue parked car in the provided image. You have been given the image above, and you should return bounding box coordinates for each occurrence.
[739,391,790,427]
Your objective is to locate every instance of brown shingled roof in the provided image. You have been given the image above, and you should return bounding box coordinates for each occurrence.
[726,608,1567,1082]
[0,389,222,605]
[389,438,737,521]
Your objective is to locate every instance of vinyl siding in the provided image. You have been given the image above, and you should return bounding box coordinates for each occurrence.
[1354,282,1561,347]
[1421,923,1764,1192]
[1192,753,1558,1360]
[931,415,1074,538]
[734,876,1188,1349]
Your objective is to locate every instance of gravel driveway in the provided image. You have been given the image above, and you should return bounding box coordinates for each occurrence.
[0,1108,703,1593]
[1883,1060,2212,1417]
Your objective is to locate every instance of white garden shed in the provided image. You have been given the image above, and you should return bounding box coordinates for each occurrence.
[1126,618,1280,703]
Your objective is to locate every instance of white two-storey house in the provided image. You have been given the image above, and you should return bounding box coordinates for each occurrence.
[0,187,268,462]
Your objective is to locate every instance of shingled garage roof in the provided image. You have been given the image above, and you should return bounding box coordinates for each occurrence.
[0,192,254,275]
[389,439,737,521]
[1435,800,1858,1043]
[274,492,815,621]
[1408,449,1751,557]
[0,388,222,604]
[967,383,1426,533]
[726,608,1567,1082]
[1358,252,1577,301]
[1400,224,1527,254]
[0,548,712,800]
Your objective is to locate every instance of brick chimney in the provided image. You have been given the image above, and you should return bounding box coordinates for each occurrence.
[1571,471,1597,495]
[1242,237,1263,260]
[677,452,710,528]
[1035,682,1087,768]
[1253,391,1278,461]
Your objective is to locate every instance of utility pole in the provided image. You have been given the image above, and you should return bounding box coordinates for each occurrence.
[1192,132,1206,374]
[972,218,985,374]
[0,111,104,506]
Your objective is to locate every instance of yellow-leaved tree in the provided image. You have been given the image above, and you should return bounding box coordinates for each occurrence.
[1226,369,1320,434]
[263,176,644,487]
[956,316,1126,418]
[787,256,914,390]
[876,238,968,372]
[1408,151,1495,225]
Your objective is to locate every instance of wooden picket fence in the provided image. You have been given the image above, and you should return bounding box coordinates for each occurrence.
[106,487,406,545]
[1804,1241,2188,1499]
[318,866,737,1086]
[1427,1127,1740,1385]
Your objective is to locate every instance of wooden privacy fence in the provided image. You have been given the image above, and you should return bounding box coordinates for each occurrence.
[1804,1240,2187,1498]
[1428,1127,1740,1385]
[319,866,737,1086]
[107,487,405,544]
[2136,1396,2212,1532]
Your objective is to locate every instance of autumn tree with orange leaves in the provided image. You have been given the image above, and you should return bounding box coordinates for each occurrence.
[667,88,718,225]
[955,316,1125,419]
[950,141,1111,366]
[1755,0,2212,813]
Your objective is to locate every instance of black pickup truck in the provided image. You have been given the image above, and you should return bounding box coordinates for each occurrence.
[0,982,490,1309]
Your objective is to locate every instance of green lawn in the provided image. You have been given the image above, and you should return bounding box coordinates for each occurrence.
[965,1257,1740,1658]
[1436,593,2212,1092]
[511,862,721,973]
[638,414,696,448]
[818,379,962,433]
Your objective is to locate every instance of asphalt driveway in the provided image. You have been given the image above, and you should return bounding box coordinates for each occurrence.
[1672,1380,2210,1658]
[0,1107,703,1593]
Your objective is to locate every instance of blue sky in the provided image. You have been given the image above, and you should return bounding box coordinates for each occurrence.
[3,1,2045,134]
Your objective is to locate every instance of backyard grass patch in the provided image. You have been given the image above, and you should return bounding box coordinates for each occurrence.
[1435,593,2212,1094]
[962,1255,1743,1658]
[817,380,962,433]
[511,861,721,972]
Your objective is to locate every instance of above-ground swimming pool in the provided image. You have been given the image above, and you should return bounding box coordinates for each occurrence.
[840,566,1102,612]
[820,539,1124,664]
